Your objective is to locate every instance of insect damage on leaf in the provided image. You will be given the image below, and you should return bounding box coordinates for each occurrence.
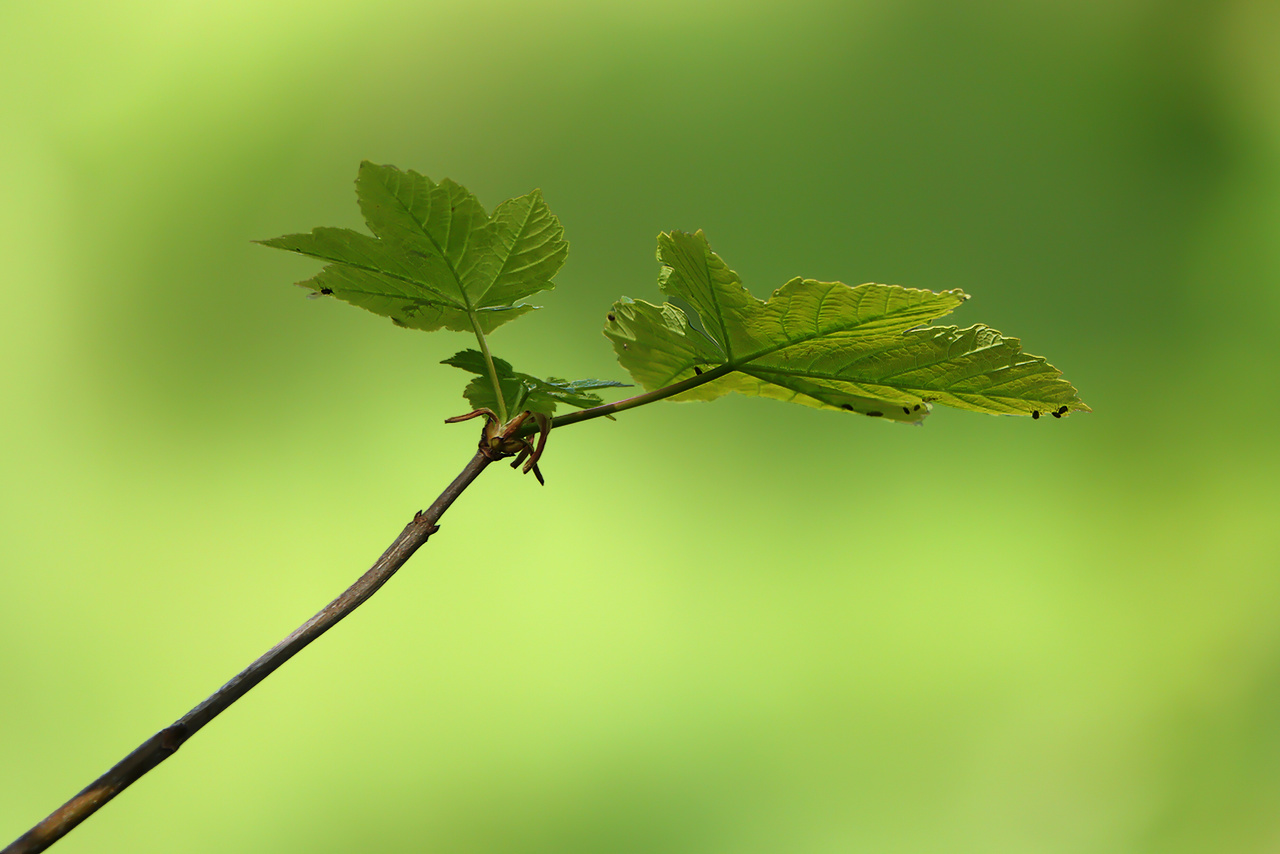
[603,230,1088,424]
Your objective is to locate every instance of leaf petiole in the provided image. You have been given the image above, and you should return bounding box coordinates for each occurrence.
[534,363,734,434]
[468,316,509,424]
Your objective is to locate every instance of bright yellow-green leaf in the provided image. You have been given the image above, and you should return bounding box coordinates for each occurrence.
[605,230,1088,423]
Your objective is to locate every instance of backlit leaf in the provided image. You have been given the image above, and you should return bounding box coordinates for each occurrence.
[605,230,1088,423]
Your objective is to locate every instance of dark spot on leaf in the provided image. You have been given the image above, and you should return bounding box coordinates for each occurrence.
[1057,406,1069,416]
[607,313,616,322]
[320,287,333,295]
[867,411,883,417]
[693,366,703,375]
[913,404,921,411]
[840,404,854,411]
[1052,410,1062,418]
[1032,410,1040,419]
[902,407,910,414]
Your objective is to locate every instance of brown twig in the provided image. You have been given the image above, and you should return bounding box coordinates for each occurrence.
[3,449,494,854]
[7,367,729,853]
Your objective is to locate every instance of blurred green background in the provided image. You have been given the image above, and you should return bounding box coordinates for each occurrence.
[3,1,1278,852]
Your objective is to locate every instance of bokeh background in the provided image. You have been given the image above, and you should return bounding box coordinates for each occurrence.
[3,1,1278,852]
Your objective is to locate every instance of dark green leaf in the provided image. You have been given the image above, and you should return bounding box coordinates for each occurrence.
[442,350,629,416]
[259,162,566,334]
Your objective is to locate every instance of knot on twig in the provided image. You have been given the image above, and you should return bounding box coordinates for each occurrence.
[444,409,551,485]
[158,723,189,754]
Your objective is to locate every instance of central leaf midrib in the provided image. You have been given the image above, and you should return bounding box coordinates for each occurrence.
[740,367,1019,405]
[740,340,1002,386]
[740,356,1056,403]
[384,185,480,315]
[725,308,950,368]
[699,249,735,363]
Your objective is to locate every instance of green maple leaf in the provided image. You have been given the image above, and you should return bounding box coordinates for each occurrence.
[442,350,629,417]
[605,230,1088,423]
[258,161,566,334]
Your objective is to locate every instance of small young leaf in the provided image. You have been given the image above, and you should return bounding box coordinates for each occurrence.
[258,162,567,335]
[605,230,1088,423]
[442,350,628,417]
